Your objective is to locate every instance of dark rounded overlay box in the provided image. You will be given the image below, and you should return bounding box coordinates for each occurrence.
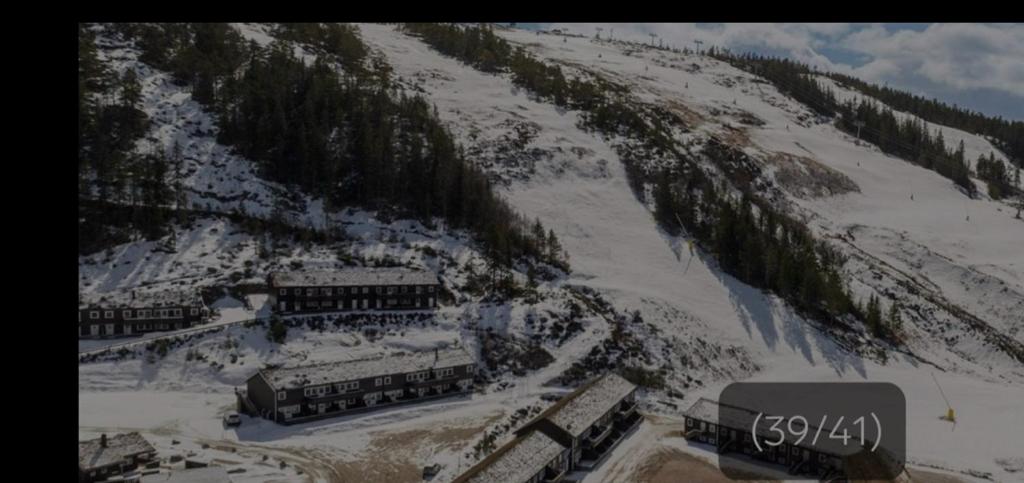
[705,382,906,480]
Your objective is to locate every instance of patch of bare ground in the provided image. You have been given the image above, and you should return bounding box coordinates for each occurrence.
[664,99,707,127]
[330,410,505,483]
[630,447,778,483]
[720,123,754,149]
[769,151,860,198]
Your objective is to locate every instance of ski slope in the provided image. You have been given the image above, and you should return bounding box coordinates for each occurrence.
[79,24,1023,483]
[357,24,1024,481]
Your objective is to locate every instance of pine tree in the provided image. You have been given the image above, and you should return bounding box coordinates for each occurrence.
[866,294,883,337]
[887,302,903,338]
[120,69,142,110]
[546,229,562,266]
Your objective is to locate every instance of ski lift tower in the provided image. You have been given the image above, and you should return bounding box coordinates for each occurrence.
[649,33,657,47]
[854,120,865,142]
[595,27,603,39]
[694,39,704,55]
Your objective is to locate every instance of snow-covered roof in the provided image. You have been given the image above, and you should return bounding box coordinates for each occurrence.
[545,373,637,438]
[268,268,439,288]
[79,289,204,310]
[261,346,474,390]
[454,430,565,483]
[79,432,157,471]
[141,467,232,483]
[683,397,860,456]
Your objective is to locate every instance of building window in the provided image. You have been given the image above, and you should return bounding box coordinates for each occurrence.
[104,311,114,319]
[428,286,435,293]
[278,391,286,401]
[384,376,391,385]
[322,288,332,296]
[140,310,150,318]
[306,288,315,296]
[375,378,382,386]
[305,386,330,397]
[294,288,301,295]
[123,310,132,319]
[334,381,359,393]
[387,286,397,295]
[308,301,319,308]
[280,288,287,295]
[322,300,333,308]
[363,287,369,294]
[190,308,198,316]
[401,286,408,294]
[173,309,182,317]
[90,311,99,319]
[416,286,423,294]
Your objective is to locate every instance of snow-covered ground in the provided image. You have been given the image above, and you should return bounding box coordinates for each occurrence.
[80,24,1023,483]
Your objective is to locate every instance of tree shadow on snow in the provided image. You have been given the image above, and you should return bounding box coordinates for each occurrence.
[658,230,865,378]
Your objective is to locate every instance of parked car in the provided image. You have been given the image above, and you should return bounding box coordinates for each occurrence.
[223,412,241,427]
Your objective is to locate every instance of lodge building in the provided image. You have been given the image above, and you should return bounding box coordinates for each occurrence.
[267,268,440,314]
[79,432,157,483]
[453,373,642,483]
[239,346,475,424]
[682,397,894,480]
[79,289,208,339]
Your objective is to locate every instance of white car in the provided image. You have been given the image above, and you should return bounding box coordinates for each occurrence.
[223,412,241,427]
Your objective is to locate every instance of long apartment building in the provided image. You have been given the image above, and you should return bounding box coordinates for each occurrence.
[78,289,208,339]
[240,346,475,424]
[267,268,440,314]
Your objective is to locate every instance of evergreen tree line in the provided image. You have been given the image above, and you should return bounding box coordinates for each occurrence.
[825,72,1024,168]
[712,51,1013,198]
[976,152,1021,200]
[79,24,178,243]
[404,23,868,332]
[109,23,567,273]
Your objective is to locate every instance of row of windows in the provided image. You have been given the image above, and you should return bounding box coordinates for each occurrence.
[284,375,399,400]
[280,285,436,296]
[85,308,198,320]
[278,367,472,400]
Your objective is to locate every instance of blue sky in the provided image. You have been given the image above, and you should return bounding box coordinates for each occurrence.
[517,23,1024,121]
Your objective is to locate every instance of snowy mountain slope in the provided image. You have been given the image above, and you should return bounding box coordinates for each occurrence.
[78,23,1024,483]
[79,24,627,483]
[353,24,1024,481]
[489,27,1024,370]
[358,23,841,382]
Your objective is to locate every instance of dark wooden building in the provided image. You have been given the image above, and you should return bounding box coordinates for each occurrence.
[79,289,209,339]
[79,432,157,483]
[240,346,475,424]
[452,373,640,483]
[515,373,641,473]
[267,268,440,314]
[451,429,571,483]
[682,397,862,480]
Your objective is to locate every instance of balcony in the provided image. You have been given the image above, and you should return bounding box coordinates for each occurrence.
[616,402,638,419]
[587,424,614,448]
[543,465,567,483]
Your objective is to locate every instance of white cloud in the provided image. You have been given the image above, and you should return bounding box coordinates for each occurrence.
[842,23,1024,95]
